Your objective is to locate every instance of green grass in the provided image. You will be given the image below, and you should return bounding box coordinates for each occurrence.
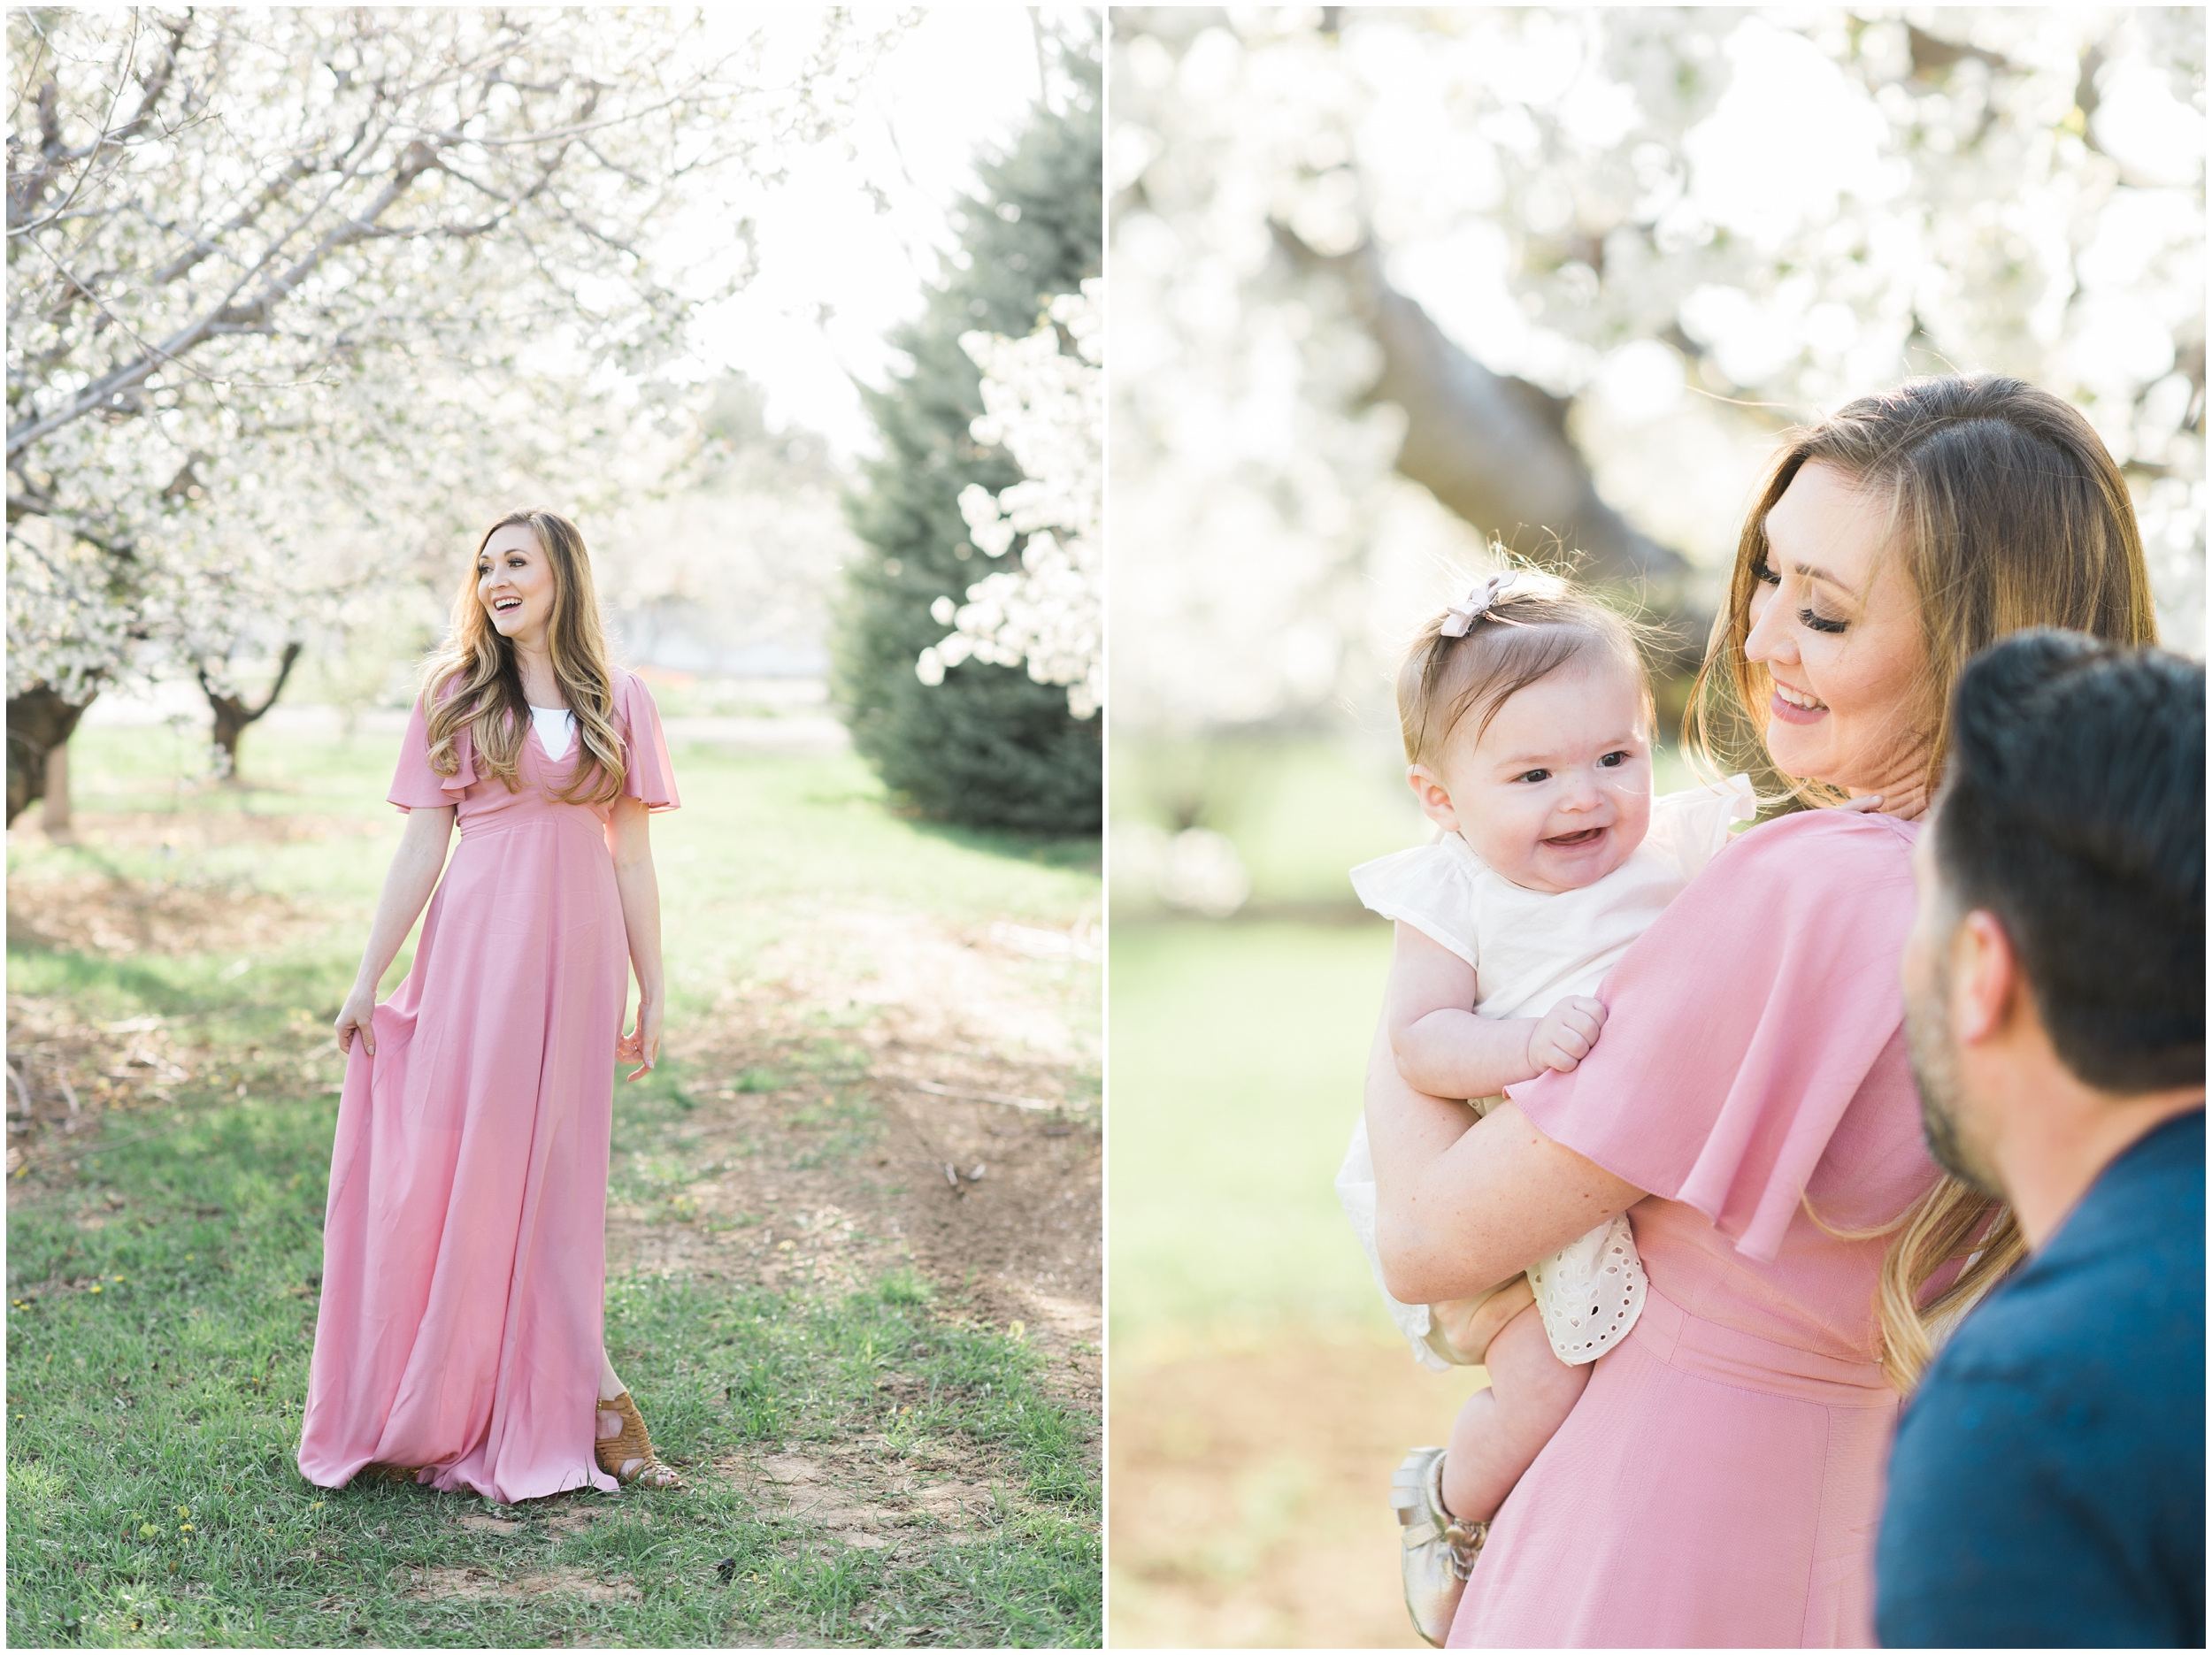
[1105,920,1400,1345]
[10,722,1101,1647]
[6,1112,1092,1646]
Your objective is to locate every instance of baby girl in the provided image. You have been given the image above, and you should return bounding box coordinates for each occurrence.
[1336,571,1752,1645]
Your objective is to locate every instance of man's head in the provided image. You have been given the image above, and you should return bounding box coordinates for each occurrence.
[1902,630,2205,1196]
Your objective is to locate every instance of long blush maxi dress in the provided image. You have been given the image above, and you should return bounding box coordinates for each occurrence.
[298,670,678,1504]
[1446,809,1943,1648]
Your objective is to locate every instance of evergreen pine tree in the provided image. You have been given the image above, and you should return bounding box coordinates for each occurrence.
[833,42,1102,836]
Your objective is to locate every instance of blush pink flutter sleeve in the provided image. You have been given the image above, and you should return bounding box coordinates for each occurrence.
[1457,808,1932,1648]
[1508,808,1922,1264]
[616,670,680,812]
[387,693,475,812]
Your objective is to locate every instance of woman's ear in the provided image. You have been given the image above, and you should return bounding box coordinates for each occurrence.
[1407,762,1460,834]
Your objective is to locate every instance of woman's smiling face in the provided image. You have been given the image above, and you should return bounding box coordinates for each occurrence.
[1745,460,1933,808]
[477,522,557,648]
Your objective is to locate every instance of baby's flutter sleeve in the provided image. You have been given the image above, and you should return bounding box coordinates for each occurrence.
[1650,772,1756,882]
[1348,842,1479,968]
[388,694,472,812]
[1506,809,1921,1263]
[617,670,680,812]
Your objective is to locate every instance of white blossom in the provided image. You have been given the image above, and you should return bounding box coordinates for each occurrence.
[917,280,1102,718]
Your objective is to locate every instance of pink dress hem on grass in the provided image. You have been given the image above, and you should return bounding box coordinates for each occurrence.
[1447,809,1941,1650]
[297,670,677,1505]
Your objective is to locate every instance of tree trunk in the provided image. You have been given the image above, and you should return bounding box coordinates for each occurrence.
[200,642,303,784]
[5,686,95,826]
[1271,225,1711,673]
[41,744,72,837]
[207,698,250,781]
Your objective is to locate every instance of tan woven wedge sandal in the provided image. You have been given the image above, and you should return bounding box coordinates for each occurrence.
[595,1391,684,1490]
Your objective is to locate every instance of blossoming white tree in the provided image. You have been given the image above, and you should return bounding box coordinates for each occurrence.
[5,6,894,817]
[916,279,1102,719]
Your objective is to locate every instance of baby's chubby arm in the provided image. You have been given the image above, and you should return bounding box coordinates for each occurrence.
[1385,923,1608,1100]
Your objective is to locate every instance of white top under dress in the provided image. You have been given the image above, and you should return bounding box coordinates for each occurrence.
[530,704,576,762]
[1336,776,1756,1371]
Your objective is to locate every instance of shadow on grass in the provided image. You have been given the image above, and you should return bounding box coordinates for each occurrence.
[7,941,359,1026]
[901,819,1100,875]
[783,761,1098,872]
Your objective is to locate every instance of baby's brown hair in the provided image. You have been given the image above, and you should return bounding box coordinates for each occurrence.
[1397,571,1653,770]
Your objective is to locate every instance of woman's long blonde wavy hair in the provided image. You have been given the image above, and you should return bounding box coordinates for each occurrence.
[1687,375,2158,1390]
[421,510,626,807]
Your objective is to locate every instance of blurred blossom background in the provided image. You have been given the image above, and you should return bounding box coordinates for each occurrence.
[1104,7,2203,1647]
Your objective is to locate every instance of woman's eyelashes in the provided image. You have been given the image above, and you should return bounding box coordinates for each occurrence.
[1757,555,1849,634]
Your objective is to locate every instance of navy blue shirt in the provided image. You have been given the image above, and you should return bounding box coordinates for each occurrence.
[1877,1109,2205,1648]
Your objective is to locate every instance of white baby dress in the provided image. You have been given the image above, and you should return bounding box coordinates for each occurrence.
[1336,776,1755,1372]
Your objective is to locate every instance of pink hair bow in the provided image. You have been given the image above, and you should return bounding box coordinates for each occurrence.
[1440,572,1515,638]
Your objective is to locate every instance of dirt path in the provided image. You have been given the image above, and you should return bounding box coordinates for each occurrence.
[1110,1336,1493,1649]
[607,902,1102,1413]
[603,1065,1102,1410]
[584,898,1102,1584]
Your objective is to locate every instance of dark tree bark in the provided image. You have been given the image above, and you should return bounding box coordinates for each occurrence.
[198,642,303,783]
[1271,225,1711,672]
[5,686,94,825]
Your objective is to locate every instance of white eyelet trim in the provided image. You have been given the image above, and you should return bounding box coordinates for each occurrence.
[1526,1211,1647,1364]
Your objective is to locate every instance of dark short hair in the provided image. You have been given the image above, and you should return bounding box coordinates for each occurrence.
[1934,629,2204,1093]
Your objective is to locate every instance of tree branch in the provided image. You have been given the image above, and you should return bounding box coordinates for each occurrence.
[5,117,431,458]
[197,640,303,724]
[246,641,303,722]
[1270,223,1691,594]
[4,12,143,238]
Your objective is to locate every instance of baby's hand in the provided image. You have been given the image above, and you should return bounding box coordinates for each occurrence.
[1526,996,1607,1075]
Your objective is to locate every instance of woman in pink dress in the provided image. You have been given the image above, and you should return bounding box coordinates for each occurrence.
[300,509,683,1503]
[1365,376,2161,1646]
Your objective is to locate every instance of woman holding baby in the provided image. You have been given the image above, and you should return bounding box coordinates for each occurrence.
[1361,374,2160,1647]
